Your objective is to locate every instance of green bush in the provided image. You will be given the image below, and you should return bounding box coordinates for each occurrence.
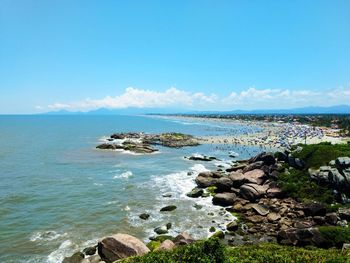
[120,238,225,263]
[225,243,349,263]
[319,226,350,248]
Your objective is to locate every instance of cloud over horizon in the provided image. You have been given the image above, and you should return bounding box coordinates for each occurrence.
[43,85,350,112]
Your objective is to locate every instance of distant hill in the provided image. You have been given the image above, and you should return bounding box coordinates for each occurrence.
[43,105,350,115]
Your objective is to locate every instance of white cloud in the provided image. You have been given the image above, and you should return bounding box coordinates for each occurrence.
[45,85,350,111]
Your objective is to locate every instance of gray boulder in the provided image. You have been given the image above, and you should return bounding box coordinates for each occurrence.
[336,157,350,169]
[215,177,233,192]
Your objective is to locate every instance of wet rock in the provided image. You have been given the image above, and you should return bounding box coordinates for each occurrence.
[209,226,216,232]
[154,226,168,235]
[83,246,96,256]
[162,193,172,198]
[288,156,305,169]
[62,252,84,263]
[226,221,239,231]
[185,154,216,161]
[186,188,204,198]
[212,192,236,206]
[160,205,177,212]
[193,204,203,210]
[98,233,150,263]
[166,223,172,229]
[139,213,150,220]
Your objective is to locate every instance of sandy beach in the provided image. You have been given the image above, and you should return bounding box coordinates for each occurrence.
[158,115,349,150]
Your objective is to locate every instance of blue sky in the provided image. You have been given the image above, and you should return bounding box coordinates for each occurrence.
[1,0,350,113]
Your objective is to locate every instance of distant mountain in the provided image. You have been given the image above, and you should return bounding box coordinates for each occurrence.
[42,105,350,115]
[184,105,350,115]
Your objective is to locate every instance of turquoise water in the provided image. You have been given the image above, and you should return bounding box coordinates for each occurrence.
[0,115,265,262]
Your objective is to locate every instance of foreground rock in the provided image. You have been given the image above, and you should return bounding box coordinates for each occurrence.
[98,233,150,263]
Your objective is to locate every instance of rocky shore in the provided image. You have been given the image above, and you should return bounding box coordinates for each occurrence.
[63,145,350,263]
[96,132,199,154]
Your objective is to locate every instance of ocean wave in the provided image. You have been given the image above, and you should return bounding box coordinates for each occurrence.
[113,171,133,179]
[47,240,77,263]
[30,231,67,242]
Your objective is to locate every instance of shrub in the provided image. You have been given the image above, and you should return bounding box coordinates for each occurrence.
[318,226,350,248]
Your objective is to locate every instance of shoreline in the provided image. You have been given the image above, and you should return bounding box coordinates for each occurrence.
[151,115,350,149]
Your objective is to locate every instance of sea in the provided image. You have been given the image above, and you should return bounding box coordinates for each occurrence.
[0,115,267,262]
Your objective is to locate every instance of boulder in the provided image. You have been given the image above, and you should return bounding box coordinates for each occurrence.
[154,226,168,235]
[215,177,233,192]
[242,169,266,185]
[249,152,276,166]
[174,232,195,245]
[98,233,150,263]
[325,213,338,225]
[139,213,150,220]
[277,228,328,248]
[155,240,175,251]
[251,204,269,216]
[302,202,326,217]
[239,184,268,201]
[336,157,350,169]
[267,212,281,222]
[275,151,288,162]
[160,205,177,212]
[266,187,283,198]
[288,156,305,169]
[195,176,218,188]
[338,207,350,221]
[212,192,236,206]
[242,161,264,173]
[229,172,247,188]
[83,246,97,256]
[226,221,239,231]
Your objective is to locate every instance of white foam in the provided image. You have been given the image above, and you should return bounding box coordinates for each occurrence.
[189,164,210,174]
[113,171,133,179]
[30,231,66,242]
[47,240,76,263]
[93,183,103,186]
[124,205,131,211]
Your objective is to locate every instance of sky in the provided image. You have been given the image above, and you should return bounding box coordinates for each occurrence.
[1,0,350,113]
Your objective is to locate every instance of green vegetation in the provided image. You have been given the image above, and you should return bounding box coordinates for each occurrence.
[319,226,350,248]
[147,241,161,251]
[206,186,217,196]
[121,238,225,263]
[277,143,350,204]
[277,169,335,203]
[292,142,350,169]
[120,238,349,263]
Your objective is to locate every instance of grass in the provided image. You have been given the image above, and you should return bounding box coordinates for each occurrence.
[119,238,350,263]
